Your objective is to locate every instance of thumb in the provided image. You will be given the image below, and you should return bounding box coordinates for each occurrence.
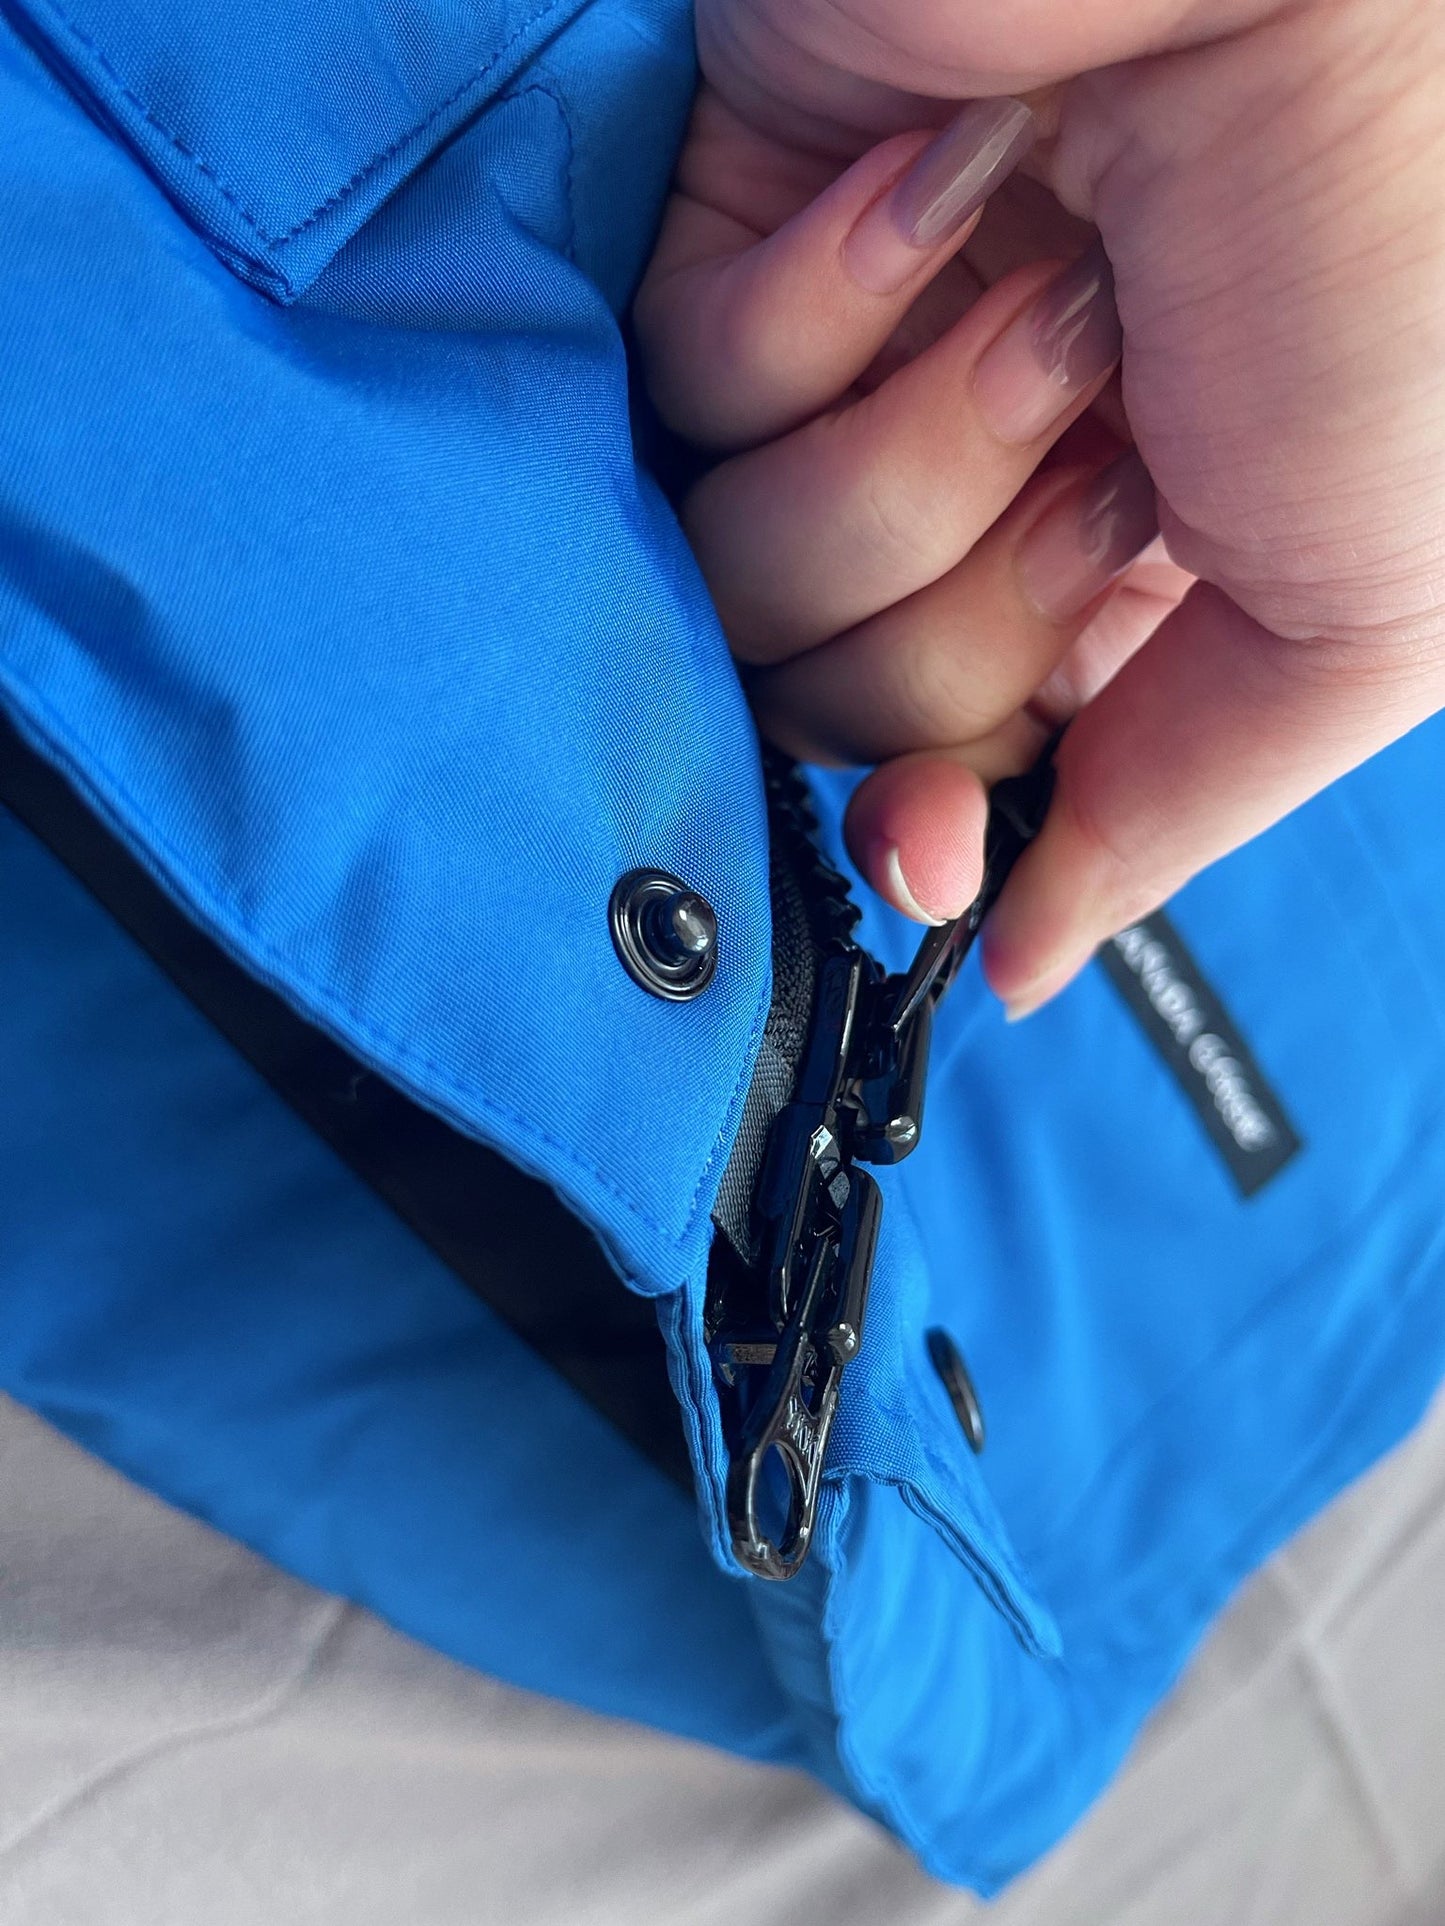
[634,91,1034,450]
[980,583,1445,1017]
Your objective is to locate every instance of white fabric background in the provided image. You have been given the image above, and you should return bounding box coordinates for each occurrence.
[2,1386,1442,1925]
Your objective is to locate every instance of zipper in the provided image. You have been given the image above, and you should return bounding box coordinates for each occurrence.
[708,743,1058,1580]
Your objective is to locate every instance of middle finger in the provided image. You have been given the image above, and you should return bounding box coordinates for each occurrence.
[685,241,1123,663]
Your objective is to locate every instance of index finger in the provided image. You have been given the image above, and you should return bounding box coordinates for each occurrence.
[634,92,1035,450]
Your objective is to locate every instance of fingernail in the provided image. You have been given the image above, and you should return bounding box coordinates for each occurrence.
[845,98,1035,297]
[877,842,948,925]
[1003,987,1050,1023]
[1002,951,1090,1021]
[1017,451,1159,621]
[973,240,1122,444]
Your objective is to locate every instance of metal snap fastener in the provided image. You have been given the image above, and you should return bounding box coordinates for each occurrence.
[925,1327,985,1453]
[609,869,718,1001]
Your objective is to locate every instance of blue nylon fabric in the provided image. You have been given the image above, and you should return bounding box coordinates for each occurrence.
[6,0,609,296]
[800,721,1445,1886]
[807,1184,1061,1662]
[0,804,800,1763]
[7,0,1445,1893]
[0,9,766,1313]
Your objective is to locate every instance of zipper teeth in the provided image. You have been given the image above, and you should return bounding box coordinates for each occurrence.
[761,750,861,956]
[710,740,1063,1577]
[706,754,866,1278]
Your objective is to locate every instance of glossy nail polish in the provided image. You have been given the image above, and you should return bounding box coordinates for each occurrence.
[845,98,1035,297]
[973,240,1123,444]
[1017,451,1160,621]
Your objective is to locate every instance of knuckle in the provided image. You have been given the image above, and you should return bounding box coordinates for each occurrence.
[852,458,960,584]
[889,635,995,748]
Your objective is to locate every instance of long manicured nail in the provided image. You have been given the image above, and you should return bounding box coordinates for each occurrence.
[1017,451,1159,621]
[845,99,1035,297]
[973,240,1122,444]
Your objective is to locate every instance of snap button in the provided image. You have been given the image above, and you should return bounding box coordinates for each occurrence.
[925,1327,986,1453]
[609,869,718,1001]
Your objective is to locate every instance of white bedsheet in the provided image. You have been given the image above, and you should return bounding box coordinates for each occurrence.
[1,1387,1441,1925]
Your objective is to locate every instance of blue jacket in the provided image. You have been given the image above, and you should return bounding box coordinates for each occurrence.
[3,0,1445,1894]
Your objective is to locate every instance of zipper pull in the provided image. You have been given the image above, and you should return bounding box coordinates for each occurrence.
[725,1166,882,1581]
[890,738,1060,1034]
[716,949,884,1580]
[713,738,1060,1580]
[850,987,935,1164]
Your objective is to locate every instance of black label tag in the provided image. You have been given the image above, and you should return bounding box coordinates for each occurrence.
[1098,910,1302,1197]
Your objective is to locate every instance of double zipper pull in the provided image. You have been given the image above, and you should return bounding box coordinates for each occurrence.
[710,738,1060,1580]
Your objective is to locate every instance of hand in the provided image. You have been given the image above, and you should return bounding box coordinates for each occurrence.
[637,91,1189,926]
[660,0,1445,1015]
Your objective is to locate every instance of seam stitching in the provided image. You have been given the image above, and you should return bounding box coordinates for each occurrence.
[23,0,576,265]
[273,0,573,246]
[25,0,291,288]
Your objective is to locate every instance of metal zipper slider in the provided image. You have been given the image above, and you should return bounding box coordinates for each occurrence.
[715,950,884,1580]
[712,737,1060,1580]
